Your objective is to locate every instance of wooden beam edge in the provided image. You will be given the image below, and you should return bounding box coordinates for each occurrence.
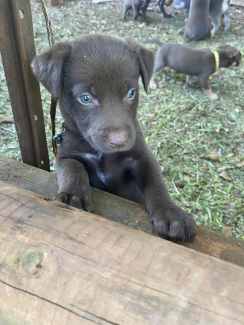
[0,156,244,268]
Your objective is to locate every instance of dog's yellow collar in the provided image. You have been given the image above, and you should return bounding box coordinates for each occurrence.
[212,50,220,72]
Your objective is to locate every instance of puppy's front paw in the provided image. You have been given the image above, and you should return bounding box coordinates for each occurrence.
[56,185,93,212]
[151,206,196,242]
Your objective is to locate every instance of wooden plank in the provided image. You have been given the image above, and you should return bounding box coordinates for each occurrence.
[1,156,244,269]
[0,0,49,170]
[0,180,244,325]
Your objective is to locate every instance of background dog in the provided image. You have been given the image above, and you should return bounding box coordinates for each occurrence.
[122,0,150,20]
[154,43,241,99]
[122,0,173,20]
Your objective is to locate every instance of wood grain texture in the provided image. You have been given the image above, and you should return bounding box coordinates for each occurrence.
[0,0,49,170]
[1,157,244,269]
[0,180,244,325]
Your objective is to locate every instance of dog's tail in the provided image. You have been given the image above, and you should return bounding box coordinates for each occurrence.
[143,39,166,73]
[153,46,168,73]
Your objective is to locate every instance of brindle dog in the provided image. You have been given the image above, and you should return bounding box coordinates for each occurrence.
[122,0,150,20]
[123,0,173,20]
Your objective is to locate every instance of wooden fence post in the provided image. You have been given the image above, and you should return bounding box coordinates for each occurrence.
[0,0,50,171]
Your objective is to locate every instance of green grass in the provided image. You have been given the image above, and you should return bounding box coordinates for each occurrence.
[0,0,243,239]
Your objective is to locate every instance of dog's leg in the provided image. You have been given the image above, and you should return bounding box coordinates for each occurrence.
[56,158,93,211]
[159,0,172,18]
[222,0,231,31]
[123,3,131,20]
[211,14,222,36]
[200,76,218,100]
[132,1,139,20]
[138,145,196,242]
[223,13,231,31]
[140,0,150,19]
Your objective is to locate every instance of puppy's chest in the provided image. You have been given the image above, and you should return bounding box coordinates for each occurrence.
[81,153,137,190]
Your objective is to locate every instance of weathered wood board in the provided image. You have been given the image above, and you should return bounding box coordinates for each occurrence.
[1,157,244,269]
[0,180,244,325]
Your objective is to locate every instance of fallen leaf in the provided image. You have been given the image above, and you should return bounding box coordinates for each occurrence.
[219,171,232,181]
[204,150,222,162]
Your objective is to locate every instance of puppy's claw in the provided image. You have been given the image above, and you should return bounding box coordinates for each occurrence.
[151,218,168,239]
[80,193,93,213]
[56,190,93,212]
[169,221,185,240]
[56,192,71,205]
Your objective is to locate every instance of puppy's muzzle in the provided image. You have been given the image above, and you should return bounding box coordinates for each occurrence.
[100,127,129,148]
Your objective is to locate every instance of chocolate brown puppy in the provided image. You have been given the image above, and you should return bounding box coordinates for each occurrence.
[32,34,196,242]
[184,0,211,41]
[154,43,241,99]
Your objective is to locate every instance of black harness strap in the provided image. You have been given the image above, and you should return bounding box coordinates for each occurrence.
[50,96,58,156]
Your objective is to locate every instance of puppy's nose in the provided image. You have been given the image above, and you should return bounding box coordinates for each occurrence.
[108,129,128,146]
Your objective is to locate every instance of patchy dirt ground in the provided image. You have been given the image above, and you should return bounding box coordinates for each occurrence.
[0,0,244,239]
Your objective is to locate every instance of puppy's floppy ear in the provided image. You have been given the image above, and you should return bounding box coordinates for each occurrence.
[31,42,71,98]
[127,40,154,92]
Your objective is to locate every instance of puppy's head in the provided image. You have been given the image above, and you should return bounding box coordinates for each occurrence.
[32,35,154,154]
[218,45,242,68]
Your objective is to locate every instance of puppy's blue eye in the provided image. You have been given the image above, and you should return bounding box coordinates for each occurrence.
[127,88,136,100]
[79,93,93,105]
